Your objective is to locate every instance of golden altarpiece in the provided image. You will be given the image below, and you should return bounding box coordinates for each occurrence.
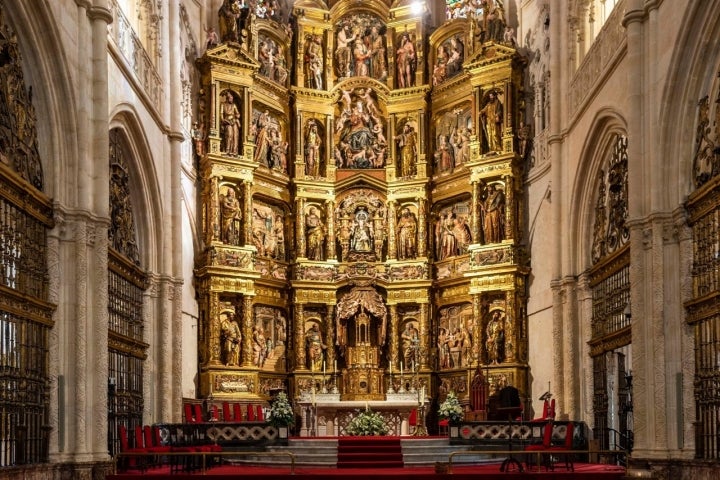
[194,0,529,433]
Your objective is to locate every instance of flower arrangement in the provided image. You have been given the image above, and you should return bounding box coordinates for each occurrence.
[267,392,294,427]
[346,407,389,436]
[438,391,463,424]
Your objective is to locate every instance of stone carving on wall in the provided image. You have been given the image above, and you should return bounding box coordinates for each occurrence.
[434,200,472,261]
[334,14,387,81]
[437,304,473,370]
[335,87,387,169]
[694,95,720,188]
[252,108,286,172]
[335,189,386,262]
[253,305,287,371]
[433,105,473,174]
[251,201,285,259]
[109,133,140,265]
[220,184,243,245]
[591,134,629,264]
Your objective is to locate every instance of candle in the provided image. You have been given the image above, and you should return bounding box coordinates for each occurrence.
[389,362,392,375]
[400,361,403,376]
[323,361,326,376]
[334,360,337,373]
[365,401,369,411]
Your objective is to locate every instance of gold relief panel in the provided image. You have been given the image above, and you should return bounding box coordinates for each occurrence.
[437,303,474,370]
[469,245,513,268]
[433,199,473,261]
[432,102,473,175]
[437,285,470,304]
[470,274,515,293]
[438,372,469,401]
[258,375,286,397]
[334,85,388,171]
[208,277,256,294]
[210,372,257,396]
[295,289,337,304]
[253,286,286,305]
[211,246,254,269]
[296,264,337,282]
[255,258,289,281]
[251,107,289,174]
[469,159,513,179]
[209,162,254,180]
[435,255,472,281]
[252,305,288,371]
[386,289,430,304]
[387,263,428,282]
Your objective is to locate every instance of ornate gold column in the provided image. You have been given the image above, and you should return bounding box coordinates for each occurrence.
[471,180,480,242]
[208,291,221,365]
[295,303,307,371]
[326,304,336,370]
[208,176,219,244]
[389,304,399,371]
[325,200,336,260]
[243,180,253,246]
[297,197,307,258]
[505,291,516,363]
[241,295,254,367]
[416,198,427,257]
[419,302,429,370]
[504,175,514,241]
[387,201,397,260]
[472,293,483,365]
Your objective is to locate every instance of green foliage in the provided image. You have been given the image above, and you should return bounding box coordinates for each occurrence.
[438,391,463,424]
[267,392,294,427]
[346,407,389,436]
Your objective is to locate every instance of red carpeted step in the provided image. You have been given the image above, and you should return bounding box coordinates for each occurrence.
[337,460,405,469]
[336,436,404,468]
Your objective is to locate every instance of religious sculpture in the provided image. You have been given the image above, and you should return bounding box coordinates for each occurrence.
[253,324,268,367]
[401,322,420,369]
[396,123,417,177]
[305,323,327,372]
[481,183,505,244]
[335,88,387,169]
[396,33,416,88]
[350,208,373,253]
[305,206,326,260]
[396,207,417,260]
[335,21,356,78]
[480,91,503,153]
[304,34,324,89]
[220,187,242,245]
[368,25,387,81]
[305,120,322,177]
[486,310,505,364]
[220,312,242,366]
[221,92,241,155]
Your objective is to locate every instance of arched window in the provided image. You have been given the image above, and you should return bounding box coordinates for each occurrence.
[107,128,148,456]
[0,18,53,467]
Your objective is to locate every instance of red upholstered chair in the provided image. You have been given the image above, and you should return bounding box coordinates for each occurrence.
[222,402,232,421]
[408,408,418,434]
[143,425,170,467]
[246,403,256,421]
[193,403,204,423]
[184,403,194,423]
[256,404,264,422]
[233,403,243,422]
[438,418,449,435]
[549,422,575,471]
[524,421,553,471]
[209,404,219,421]
[117,424,148,472]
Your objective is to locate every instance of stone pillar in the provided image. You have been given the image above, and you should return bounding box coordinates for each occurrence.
[295,303,307,371]
[325,200,336,260]
[387,201,397,260]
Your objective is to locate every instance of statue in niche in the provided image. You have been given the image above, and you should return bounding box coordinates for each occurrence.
[401,321,420,370]
[350,208,373,253]
[220,187,242,245]
[335,21,356,78]
[304,34,324,89]
[305,120,322,177]
[445,36,465,79]
[368,25,387,81]
[481,183,505,244]
[253,110,273,165]
[305,206,326,260]
[220,312,242,366]
[435,205,472,260]
[396,33,416,88]
[252,324,268,367]
[432,44,449,86]
[486,310,505,364]
[396,207,417,260]
[269,130,288,173]
[220,92,241,155]
[396,123,417,177]
[434,133,455,173]
[305,323,327,372]
[218,0,241,43]
[480,90,504,153]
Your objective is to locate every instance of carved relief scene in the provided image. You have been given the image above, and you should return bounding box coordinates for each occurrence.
[219,183,243,246]
[434,199,472,261]
[257,32,289,86]
[334,87,387,170]
[251,200,286,260]
[334,14,388,82]
[252,107,287,173]
[253,305,287,371]
[437,304,473,370]
[479,179,506,245]
[433,104,473,174]
[431,35,465,87]
[304,118,324,177]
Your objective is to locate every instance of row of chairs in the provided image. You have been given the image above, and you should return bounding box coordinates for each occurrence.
[524,421,575,471]
[183,402,266,423]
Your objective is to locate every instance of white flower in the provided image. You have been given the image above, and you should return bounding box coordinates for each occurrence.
[347,409,389,436]
[267,392,294,427]
[438,392,463,423]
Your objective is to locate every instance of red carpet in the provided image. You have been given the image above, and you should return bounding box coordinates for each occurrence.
[336,436,403,468]
[108,462,627,479]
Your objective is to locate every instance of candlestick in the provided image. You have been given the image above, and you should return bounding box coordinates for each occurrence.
[323,361,326,376]
[334,360,337,373]
[389,362,392,375]
[400,361,403,376]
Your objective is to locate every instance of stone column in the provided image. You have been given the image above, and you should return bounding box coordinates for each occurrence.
[241,295,254,367]
[325,200,336,260]
[387,201,397,260]
[295,303,307,371]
